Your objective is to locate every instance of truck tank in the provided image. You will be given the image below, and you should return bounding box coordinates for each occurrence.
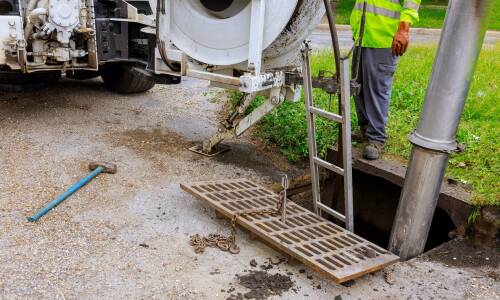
[0,0,325,92]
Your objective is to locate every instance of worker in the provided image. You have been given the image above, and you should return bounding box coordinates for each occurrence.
[350,0,420,160]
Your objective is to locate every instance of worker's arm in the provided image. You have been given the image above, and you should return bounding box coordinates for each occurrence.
[392,0,421,56]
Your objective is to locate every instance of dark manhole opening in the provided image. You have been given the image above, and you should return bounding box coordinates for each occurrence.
[292,169,456,252]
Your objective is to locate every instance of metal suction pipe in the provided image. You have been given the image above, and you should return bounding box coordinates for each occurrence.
[389,0,492,261]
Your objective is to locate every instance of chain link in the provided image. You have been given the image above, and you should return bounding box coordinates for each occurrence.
[189,188,286,255]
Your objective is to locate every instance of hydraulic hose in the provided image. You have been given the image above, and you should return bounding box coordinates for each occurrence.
[24,7,47,39]
[155,0,181,72]
[351,0,367,81]
[322,0,341,81]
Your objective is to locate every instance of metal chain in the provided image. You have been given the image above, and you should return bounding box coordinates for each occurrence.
[189,181,288,255]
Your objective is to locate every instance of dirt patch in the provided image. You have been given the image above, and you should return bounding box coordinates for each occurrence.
[107,128,195,172]
[227,270,294,300]
[213,141,302,183]
[250,135,307,175]
[111,128,192,156]
[422,238,499,274]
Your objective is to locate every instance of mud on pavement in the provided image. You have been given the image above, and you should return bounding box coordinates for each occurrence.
[232,271,294,300]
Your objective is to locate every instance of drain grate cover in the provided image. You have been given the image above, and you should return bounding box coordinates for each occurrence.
[181,178,399,283]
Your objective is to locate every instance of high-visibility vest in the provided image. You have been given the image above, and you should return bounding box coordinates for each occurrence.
[351,0,421,48]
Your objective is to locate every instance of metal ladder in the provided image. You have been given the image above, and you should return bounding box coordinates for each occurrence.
[301,43,354,232]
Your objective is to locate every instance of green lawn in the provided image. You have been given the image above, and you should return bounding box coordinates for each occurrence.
[243,45,499,206]
[335,0,500,31]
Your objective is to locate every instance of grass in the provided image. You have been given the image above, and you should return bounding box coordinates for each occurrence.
[234,45,499,206]
[335,0,500,31]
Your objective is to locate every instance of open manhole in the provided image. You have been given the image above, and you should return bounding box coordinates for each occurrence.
[318,169,457,252]
[277,148,466,254]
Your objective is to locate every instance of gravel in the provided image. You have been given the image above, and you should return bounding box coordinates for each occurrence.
[0,77,498,299]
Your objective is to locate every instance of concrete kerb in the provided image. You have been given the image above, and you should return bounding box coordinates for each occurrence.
[316,24,500,40]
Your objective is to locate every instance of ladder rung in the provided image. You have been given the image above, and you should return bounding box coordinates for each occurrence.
[317,203,346,222]
[308,107,343,123]
[313,157,344,176]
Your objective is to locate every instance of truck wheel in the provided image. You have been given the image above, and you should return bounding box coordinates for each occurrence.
[0,70,60,92]
[101,64,156,94]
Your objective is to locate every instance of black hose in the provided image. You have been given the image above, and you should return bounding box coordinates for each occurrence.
[322,0,341,80]
[322,0,345,205]
[351,1,367,81]
[156,0,181,72]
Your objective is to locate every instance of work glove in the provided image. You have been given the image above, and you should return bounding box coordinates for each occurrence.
[392,22,410,56]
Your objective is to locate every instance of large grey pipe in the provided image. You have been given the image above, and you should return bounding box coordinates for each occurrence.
[388,0,492,261]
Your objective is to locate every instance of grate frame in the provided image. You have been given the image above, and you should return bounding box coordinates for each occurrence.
[181,178,399,283]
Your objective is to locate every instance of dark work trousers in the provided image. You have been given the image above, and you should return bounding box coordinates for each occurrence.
[353,47,398,144]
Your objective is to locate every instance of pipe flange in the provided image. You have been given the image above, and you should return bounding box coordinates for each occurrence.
[408,131,459,153]
[49,0,79,28]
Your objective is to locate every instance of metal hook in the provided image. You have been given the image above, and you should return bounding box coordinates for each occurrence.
[281,174,289,223]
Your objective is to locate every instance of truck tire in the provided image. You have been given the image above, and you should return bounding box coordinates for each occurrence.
[0,70,60,92]
[101,64,156,94]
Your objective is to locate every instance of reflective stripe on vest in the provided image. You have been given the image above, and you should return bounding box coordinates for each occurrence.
[385,0,401,4]
[404,0,420,10]
[353,2,401,20]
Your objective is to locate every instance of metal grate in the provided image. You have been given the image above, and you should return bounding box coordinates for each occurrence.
[181,178,399,284]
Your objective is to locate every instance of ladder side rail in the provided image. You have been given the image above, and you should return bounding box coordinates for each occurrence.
[301,45,321,215]
[340,58,354,232]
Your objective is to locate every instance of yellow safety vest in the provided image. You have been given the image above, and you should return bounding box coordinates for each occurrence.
[350,0,421,48]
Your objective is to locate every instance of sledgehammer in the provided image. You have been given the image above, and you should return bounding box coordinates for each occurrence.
[27,162,117,222]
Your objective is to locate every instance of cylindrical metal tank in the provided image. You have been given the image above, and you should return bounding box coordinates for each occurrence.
[168,0,324,69]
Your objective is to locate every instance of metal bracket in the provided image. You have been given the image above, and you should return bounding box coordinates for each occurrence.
[285,71,361,96]
[189,143,231,157]
[248,0,266,75]
[192,87,285,156]
[235,88,283,136]
[239,72,285,94]
[201,129,236,154]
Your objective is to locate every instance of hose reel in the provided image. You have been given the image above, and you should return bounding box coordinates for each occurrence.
[166,0,325,70]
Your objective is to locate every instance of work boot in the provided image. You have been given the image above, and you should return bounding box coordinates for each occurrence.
[351,127,367,143]
[363,141,384,160]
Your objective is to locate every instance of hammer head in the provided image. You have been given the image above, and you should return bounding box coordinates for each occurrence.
[88,161,117,174]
